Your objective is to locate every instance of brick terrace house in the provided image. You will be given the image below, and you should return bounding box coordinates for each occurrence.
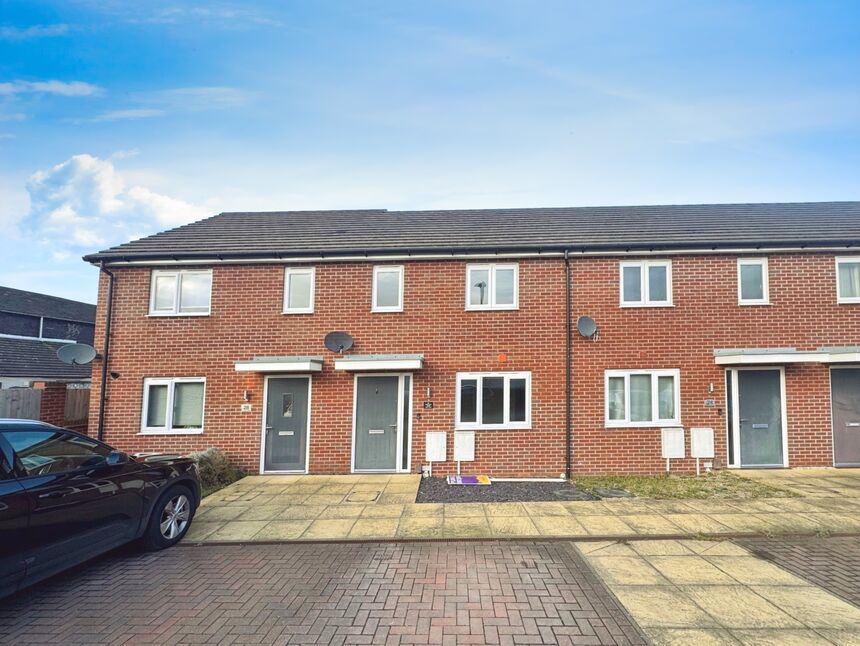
[83,202,860,476]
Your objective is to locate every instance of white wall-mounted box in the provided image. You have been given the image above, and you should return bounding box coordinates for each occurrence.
[661,427,685,459]
[690,427,715,459]
[453,431,475,462]
[425,431,447,462]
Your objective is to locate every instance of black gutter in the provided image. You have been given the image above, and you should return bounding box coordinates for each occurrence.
[82,238,860,264]
[564,250,572,481]
[97,262,115,442]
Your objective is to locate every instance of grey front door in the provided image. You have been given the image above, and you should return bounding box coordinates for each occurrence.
[831,368,860,467]
[264,377,310,472]
[737,369,784,467]
[354,376,399,471]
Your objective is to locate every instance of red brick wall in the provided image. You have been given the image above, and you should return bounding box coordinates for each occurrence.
[571,253,859,474]
[88,260,568,477]
[35,382,67,428]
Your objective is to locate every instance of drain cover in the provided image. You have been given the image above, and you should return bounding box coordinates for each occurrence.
[346,490,380,503]
[552,489,596,501]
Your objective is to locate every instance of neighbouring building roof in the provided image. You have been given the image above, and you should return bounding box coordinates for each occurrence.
[0,285,96,323]
[82,201,860,263]
[0,337,93,380]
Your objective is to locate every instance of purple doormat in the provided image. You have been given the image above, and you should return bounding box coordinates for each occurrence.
[446,475,491,485]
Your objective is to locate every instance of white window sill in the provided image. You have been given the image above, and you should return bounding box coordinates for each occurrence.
[465,306,519,312]
[605,421,681,429]
[138,429,204,436]
[837,299,860,305]
[283,310,314,315]
[147,312,211,318]
[619,303,674,308]
[371,308,404,313]
[454,424,531,431]
[739,301,771,306]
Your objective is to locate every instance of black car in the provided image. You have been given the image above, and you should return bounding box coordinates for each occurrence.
[0,419,200,598]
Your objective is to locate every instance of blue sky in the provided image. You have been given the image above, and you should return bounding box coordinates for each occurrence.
[1,1,858,304]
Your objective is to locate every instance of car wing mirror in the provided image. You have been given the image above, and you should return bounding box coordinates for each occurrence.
[106,451,130,466]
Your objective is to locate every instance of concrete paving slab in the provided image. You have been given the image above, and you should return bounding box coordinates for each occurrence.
[348,518,400,539]
[588,556,670,585]
[208,520,270,541]
[682,586,802,629]
[610,586,719,628]
[487,515,539,536]
[301,518,357,539]
[253,519,313,540]
[704,556,809,586]
[644,627,740,645]
[531,514,589,537]
[646,556,737,585]
[630,539,695,556]
[749,585,860,629]
[729,629,836,645]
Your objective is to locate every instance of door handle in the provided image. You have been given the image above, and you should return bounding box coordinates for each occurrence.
[39,490,66,499]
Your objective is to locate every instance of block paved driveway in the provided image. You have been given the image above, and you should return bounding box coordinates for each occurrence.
[0,541,646,646]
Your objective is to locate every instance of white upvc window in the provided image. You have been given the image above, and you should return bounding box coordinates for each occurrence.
[149,270,212,316]
[836,257,860,304]
[465,263,519,310]
[141,377,206,434]
[619,260,672,307]
[372,265,404,312]
[605,369,680,428]
[283,267,315,314]
[738,258,769,305]
[455,372,531,430]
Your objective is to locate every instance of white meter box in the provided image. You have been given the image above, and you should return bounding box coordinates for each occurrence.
[453,431,475,462]
[425,432,447,462]
[690,427,715,459]
[661,428,685,459]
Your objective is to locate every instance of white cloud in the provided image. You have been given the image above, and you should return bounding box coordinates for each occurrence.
[0,24,69,40]
[0,80,102,97]
[147,86,250,110]
[23,154,209,251]
[82,108,165,123]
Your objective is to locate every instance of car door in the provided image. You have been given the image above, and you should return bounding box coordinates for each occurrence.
[0,434,29,598]
[2,429,145,585]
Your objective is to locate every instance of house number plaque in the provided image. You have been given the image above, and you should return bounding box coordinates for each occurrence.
[423,401,434,409]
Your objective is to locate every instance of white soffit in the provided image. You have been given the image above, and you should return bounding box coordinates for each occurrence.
[334,354,424,371]
[234,356,323,373]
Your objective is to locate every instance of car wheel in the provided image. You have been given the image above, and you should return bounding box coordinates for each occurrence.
[143,485,195,551]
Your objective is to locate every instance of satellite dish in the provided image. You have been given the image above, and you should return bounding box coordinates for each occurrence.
[324,331,354,353]
[576,316,598,338]
[57,343,98,365]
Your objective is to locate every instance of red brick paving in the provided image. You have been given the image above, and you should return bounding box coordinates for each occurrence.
[737,535,860,608]
[0,541,646,645]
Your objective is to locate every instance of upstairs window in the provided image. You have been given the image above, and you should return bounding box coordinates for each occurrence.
[837,258,860,304]
[142,378,206,434]
[605,369,680,428]
[149,270,212,316]
[620,260,672,307]
[372,265,404,312]
[466,264,518,310]
[283,267,315,314]
[456,372,530,430]
[738,258,769,305]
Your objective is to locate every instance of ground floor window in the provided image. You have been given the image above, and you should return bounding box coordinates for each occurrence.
[605,369,680,427]
[141,377,206,434]
[455,372,531,430]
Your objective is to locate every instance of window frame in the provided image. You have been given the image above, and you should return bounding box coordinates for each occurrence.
[283,267,316,314]
[604,369,681,428]
[140,377,206,435]
[836,257,860,304]
[465,263,519,311]
[148,269,213,316]
[371,265,404,313]
[619,260,673,307]
[455,371,531,430]
[737,257,770,305]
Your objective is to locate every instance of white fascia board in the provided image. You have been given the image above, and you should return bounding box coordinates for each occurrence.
[234,359,322,373]
[714,351,827,365]
[334,358,424,371]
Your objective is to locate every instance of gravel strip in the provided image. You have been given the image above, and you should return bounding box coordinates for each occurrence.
[416,477,599,503]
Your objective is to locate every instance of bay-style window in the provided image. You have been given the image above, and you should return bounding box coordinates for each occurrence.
[283,267,315,314]
[142,377,206,434]
[619,260,672,307]
[466,263,518,310]
[456,372,530,429]
[738,258,769,305]
[372,265,404,312]
[836,258,860,304]
[149,270,212,316]
[605,369,680,427]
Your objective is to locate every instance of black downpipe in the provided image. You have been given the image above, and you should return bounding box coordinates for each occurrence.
[564,250,572,480]
[97,262,115,441]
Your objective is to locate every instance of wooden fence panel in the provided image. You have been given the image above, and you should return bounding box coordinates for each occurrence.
[64,388,90,425]
[0,388,42,420]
